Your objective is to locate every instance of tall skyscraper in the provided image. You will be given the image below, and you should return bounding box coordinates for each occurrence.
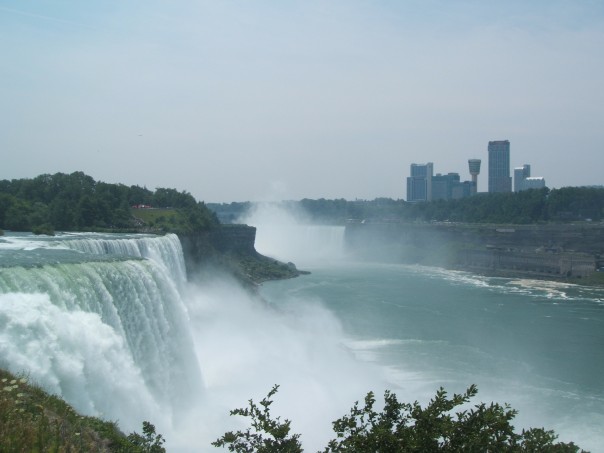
[488,140,512,193]
[406,162,433,202]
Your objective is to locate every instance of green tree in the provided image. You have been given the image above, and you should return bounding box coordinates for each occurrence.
[0,172,219,232]
[0,193,17,227]
[214,386,585,452]
[48,196,77,230]
[212,385,303,452]
[127,421,166,453]
[4,199,33,231]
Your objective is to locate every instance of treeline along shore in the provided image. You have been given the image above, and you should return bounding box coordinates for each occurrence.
[0,172,302,286]
[2,171,604,285]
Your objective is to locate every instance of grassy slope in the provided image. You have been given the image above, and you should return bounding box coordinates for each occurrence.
[131,208,184,232]
[0,368,149,452]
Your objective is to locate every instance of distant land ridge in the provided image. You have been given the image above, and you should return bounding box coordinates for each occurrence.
[344,222,604,283]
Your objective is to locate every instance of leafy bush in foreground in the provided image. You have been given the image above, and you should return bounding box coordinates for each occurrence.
[127,421,166,452]
[213,384,586,452]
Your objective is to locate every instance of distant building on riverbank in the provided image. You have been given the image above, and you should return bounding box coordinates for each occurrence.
[514,165,531,192]
[488,140,512,193]
[407,162,433,202]
[407,162,476,202]
[515,164,546,191]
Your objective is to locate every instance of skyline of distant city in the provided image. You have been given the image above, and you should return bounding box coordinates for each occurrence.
[406,140,546,202]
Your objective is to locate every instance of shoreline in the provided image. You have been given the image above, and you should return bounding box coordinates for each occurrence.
[344,222,604,287]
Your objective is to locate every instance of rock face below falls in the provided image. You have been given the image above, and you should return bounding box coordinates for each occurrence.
[178,224,304,285]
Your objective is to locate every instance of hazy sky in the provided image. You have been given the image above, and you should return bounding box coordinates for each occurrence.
[1,1,603,202]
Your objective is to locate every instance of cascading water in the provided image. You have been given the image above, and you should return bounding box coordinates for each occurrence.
[0,233,202,433]
[56,232,188,287]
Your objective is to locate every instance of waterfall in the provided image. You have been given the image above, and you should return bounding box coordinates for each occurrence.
[54,232,187,286]
[0,233,202,432]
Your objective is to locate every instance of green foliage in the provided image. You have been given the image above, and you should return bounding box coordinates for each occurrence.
[214,385,585,452]
[212,384,303,452]
[133,208,186,231]
[210,187,604,225]
[31,223,55,236]
[236,255,302,283]
[0,172,219,233]
[127,421,166,452]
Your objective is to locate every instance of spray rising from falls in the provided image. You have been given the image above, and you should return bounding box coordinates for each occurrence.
[240,203,347,265]
[0,233,202,432]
